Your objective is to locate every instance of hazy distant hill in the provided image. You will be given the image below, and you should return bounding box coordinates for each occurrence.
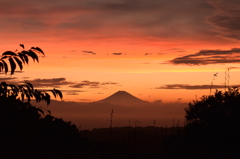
[95,91,150,106]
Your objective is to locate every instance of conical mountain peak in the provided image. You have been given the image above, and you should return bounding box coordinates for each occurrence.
[97,90,150,106]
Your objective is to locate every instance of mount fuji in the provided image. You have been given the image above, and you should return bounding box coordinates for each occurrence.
[96,91,150,106]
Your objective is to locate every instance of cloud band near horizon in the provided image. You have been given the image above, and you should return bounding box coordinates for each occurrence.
[156,84,240,90]
[169,48,240,65]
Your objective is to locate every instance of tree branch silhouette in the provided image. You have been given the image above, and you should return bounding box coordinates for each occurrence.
[0,44,62,105]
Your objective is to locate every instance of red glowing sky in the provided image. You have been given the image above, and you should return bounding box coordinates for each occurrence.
[1,0,240,103]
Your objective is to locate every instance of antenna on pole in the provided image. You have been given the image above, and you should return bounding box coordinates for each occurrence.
[225,68,230,91]
[110,109,114,141]
[110,109,114,128]
[227,68,230,89]
[210,72,218,95]
[225,69,227,91]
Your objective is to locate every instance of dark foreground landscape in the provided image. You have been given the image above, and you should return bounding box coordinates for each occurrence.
[2,88,240,159]
[1,47,240,158]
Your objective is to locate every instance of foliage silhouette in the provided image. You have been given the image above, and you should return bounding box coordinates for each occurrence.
[0,81,62,105]
[0,44,44,75]
[185,87,240,128]
[184,87,240,157]
[0,97,87,158]
[0,44,62,105]
[0,45,88,158]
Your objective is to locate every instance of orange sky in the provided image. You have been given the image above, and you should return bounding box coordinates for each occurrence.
[1,0,240,104]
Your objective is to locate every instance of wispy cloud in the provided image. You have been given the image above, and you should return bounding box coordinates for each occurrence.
[0,0,217,42]
[169,48,240,65]
[145,53,152,55]
[64,90,84,95]
[26,78,74,88]
[155,84,240,90]
[207,0,240,40]
[177,98,182,101]
[0,71,24,74]
[227,67,240,70]
[7,78,119,90]
[112,53,122,55]
[82,50,96,55]
[69,80,118,88]
[0,77,17,81]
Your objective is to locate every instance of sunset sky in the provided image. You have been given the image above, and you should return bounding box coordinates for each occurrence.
[1,0,240,104]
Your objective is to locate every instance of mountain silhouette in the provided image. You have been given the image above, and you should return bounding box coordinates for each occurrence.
[96,91,150,106]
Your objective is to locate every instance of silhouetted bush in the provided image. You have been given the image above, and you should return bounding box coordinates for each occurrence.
[0,45,87,158]
[0,96,87,159]
[184,87,240,157]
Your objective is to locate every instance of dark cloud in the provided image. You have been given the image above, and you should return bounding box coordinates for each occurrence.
[0,71,23,74]
[93,92,104,94]
[207,0,240,40]
[82,50,96,55]
[64,90,83,95]
[69,81,100,88]
[0,0,217,41]
[0,77,119,92]
[155,84,240,90]
[0,77,20,86]
[27,78,74,88]
[168,48,184,51]
[0,77,17,81]
[143,53,164,56]
[79,99,92,102]
[145,53,152,55]
[101,82,118,85]
[228,67,240,70]
[25,78,119,89]
[152,99,162,104]
[177,98,182,101]
[112,53,122,55]
[0,77,75,88]
[69,80,118,88]
[169,48,240,65]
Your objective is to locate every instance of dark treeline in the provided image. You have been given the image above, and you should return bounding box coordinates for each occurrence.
[80,126,185,159]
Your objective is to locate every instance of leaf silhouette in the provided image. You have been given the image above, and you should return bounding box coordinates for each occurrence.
[13,57,23,70]
[2,51,17,56]
[45,93,51,105]
[31,47,45,55]
[25,84,33,95]
[0,46,63,108]
[1,60,8,74]
[26,82,34,91]
[27,50,39,62]
[9,57,16,75]
[34,92,41,102]
[18,53,26,64]
[0,62,3,72]
[54,89,63,99]
[37,108,44,115]
[21,92,24,102]
[1,82,7,86]
[0,45,47,74]
[49,90,57,98]
[21,51,29,64]
[20,44,24,49]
